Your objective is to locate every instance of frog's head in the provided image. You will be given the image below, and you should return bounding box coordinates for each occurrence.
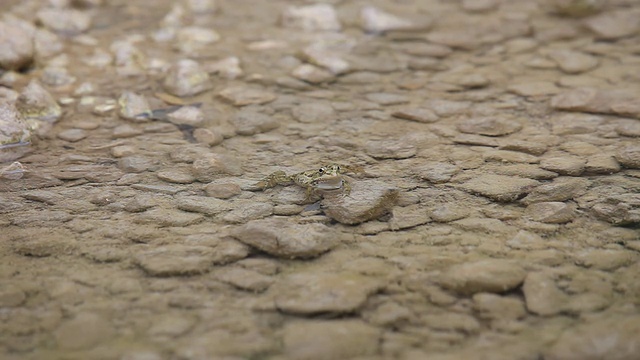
[310,164,345,190]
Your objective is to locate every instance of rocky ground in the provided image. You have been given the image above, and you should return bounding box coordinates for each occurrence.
[1,0,640,359]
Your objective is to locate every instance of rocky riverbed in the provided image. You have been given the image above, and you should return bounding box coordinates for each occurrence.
[1,0,639,359]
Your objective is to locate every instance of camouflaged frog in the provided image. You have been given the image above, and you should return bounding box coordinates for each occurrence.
[255,163,363,202]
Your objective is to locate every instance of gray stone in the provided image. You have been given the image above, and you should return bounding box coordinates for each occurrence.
[17,79,62,122]
[274,272,383,314]
[283,320,380,360]
[522,271,568,316]
[192,153,243,181]
[118,91,151,121]
[322,179,399,225]
[365,92,410,106]
[459,174,539,202]
[436,259,526,295]
[232,218,335,258]
[136,208,204,227]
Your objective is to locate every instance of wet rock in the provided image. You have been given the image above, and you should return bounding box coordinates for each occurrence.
[229,109,278,136]
[54,313,113,350]
[283,320,380,360]
[584,9,640,40]
[215,267,274,292]
[174,195,230,215]
[521,177,589,204]
[281,3,341,31]
[292,102,335,123]
[57,128,87,142]
[118,91,151,121]
[176,26,220,53]
[191,153,242,182]
[136,208,204,227]
[366,139,416,159]
[112,124,142,138]
[459,174,539,202]
[133,245,215,276]
[392,108,439,123]
[361,6,427,34]
[204,181,242,199]
[218,86,276,107]
[222,201,273,224]
[436,259,526,296]
[615,145,640,169]
[526,202,576,224]
[414,162,459,183]
[322,179,399,225]
[291,64,335,84]
[457,117,522,136]
[546,314,640,360]
[540,156,586,176]
[17,80,62,123]
[0,18,34,70]
[365,92,410,106]
[37,8,92,35]
[548,49,599,74]
[163,59,213,97]
[274,272,383,315]
[232,218,335,258]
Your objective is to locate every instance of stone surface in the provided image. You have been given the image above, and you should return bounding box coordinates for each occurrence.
[457,117,522,136]
[54,313,113,350]
[232,218,335,258]
[133,245,215,276]
[392,108,439,123]
[615,145,640,169]
[322,179,399,225]
[229,109,279,135]
[163,59,213,97]
[215,267,274,292]
[274,272,383,314]
[365,139,416,159]
[436,259,527,295]
[459,174,539,202]
[283,320,380,360]
[521,177,589,204]
[526,202,577,223]
[548,49,599,74]
[218,86,276,107]
[0,19,34,70]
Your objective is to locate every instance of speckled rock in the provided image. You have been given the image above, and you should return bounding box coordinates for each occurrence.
[0,18,34,70]
[526,202,577,223]
[436,259,526,296]
[133,245,215,276]
[232,218,335,258]
[176,26,220,53]
[459,174,539,202]
[229,109,279,135]
[274,272,383,314]
[163,59,213,97]
[283,320,380,360]
[545,314,640,360]
[322,179,399,225]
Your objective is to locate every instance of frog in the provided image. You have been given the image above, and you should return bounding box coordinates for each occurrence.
[255,163,363,202]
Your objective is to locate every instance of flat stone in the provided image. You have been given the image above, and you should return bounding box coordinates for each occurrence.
[521,177,590,204]
[414,162,460,183]
[156,168,196,184]
[118,156,155,173]
[459,174,540,202]
[506,230,548,250]
[218,86,276,107]
[54,312,113,350]
[574,249,636,271]
[283,320,380,360]
[551,87,637,116]
[453,134,499,147]
[229,109,279,136]
[540,156,586,175]
[584,9,640,40]
[525,202,577,223]
[232,218,335,258]
[498,140,549,156]
[204,181,242,199]
[423,312,481,333]
[548,49,599,74]
[365,92,410,106]
[392,108,439,123]
[457,117,522,136]
[222,201,273,224]
[615,119,640,137]
[615,145,640,169]
[274,272,383,315]
[291,64,335,84]
[365,139,416,159]
[585,154,621,174]
[215,267,274,292]
[473,293,526,321]
[483,150,540,164]
[174,195,231,215]
[292,102,335,123]
[508,81,561,96]
[322,179,399,225]
[136,208,204,227]
[133,245,215,276]
[436,260,527,295]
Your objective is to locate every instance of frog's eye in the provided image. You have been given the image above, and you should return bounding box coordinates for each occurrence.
[318,167,326,174]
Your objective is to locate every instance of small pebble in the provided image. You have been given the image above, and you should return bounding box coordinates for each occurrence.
[163,59,213,97]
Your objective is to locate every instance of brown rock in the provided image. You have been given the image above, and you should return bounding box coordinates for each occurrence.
[436,259,527,296]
